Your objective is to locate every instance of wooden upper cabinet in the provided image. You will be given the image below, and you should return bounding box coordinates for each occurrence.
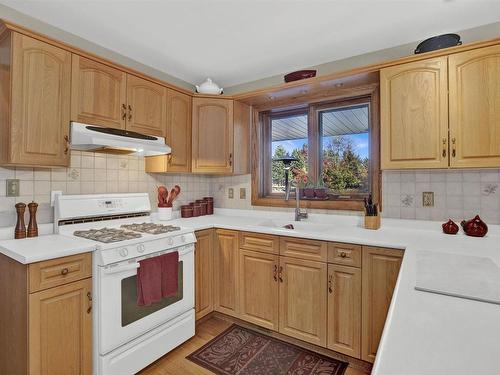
[239,249,279,331]
[166,90,192,171]
[278,256,327,347]
[449,45,500,168]
[126,75,167,136]
[0,33,71,167]
[71,55,127,129]
[361,246,403,363]
[192,97,234,173]
[327,264,361,359]
[195,229,214,320]
[29,278,92,375]
[214,229,239,317]
[380,57,449,169]
[145,90,192,173]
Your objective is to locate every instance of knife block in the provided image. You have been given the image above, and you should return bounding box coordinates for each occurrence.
[364,214,380,230]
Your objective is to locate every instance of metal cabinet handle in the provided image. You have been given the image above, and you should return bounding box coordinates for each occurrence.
[328,274,333,294]
[442,138,447,158]
[64,135,69,155]
[121,104,127,120]
[60,267,69,276]
[87,291,92,314]
[340,251,347,258]
[278,266,283,283]
[273,264,278,282]
[128,105,133,121]
[229,153,233,166]
[451,137,456,158]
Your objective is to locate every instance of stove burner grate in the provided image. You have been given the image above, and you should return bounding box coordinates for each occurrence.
[120,223,181,235]
[73,228,142,243]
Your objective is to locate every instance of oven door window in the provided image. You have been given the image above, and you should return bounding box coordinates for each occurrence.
[121,261,183,327]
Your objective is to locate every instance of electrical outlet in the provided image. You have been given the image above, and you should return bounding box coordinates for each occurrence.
[422,192,434,207]
[6,179,20,197]
[228,188,234,199]
[240,188,246,199]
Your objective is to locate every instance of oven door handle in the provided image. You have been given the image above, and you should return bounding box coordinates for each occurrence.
[103,262,140,275]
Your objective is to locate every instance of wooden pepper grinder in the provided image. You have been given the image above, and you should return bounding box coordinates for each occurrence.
[27,201,38,238]
[15,202,27,239]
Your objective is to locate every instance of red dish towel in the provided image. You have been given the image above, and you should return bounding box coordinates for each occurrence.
[137,251,179,306]
[161,251,179,298]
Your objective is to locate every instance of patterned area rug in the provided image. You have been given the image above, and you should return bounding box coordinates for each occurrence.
[187,324,348,375]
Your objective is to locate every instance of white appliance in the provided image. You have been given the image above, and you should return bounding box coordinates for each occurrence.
[70,122,171,156]
[55,193,196,375]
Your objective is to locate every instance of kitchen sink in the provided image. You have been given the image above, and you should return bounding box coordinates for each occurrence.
[255,219,332,233]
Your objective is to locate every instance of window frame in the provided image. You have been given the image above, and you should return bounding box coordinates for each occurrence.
[251,86,380,211]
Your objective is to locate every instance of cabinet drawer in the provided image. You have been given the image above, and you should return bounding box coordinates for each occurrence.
[29,253,92,293]
[239,232,279,255]
[328,242,361,267]
[280,237,327,262]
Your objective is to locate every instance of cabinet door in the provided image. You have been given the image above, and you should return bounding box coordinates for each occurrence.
[126,75,167,136]
[192,97,234,173]
[327,264,361,358]
[239,249,279,330]
[361,246,403,363]
[71,55,126,129]
[449,45,500,168]
[279,256,327,346]
[29,278,92,375]
[214,229,239,317]
[10,33,71,167]
[195,229,214,320]
[380,57,449,169]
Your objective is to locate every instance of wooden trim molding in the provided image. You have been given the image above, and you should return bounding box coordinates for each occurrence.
[234,37,500,105]
[251,85,380,211]
[0,19,193,97]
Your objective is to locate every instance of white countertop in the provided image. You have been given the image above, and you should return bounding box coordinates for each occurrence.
[1,208,499,374]
[0,234,96,264]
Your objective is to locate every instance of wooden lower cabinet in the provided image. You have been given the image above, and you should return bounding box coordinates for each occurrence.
[214,229,240,317]
[327,264,362,358]
[361,246,403,363]
[29,278,92,375]
[239,249,279,330]
[0,253,92,375]
[278,256,327,347]
[195,229,214,320]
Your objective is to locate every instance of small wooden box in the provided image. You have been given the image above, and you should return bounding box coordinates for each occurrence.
[364,215,381,230]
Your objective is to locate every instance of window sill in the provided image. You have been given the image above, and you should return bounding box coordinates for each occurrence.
[252,195,365,211]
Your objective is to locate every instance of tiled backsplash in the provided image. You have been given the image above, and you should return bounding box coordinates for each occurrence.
[1,155,499,228]
[210,171,500,224]
[0,151,210,227]
[382,170,500,224]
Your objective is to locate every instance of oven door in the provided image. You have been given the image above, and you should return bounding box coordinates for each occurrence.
[97,245,194,355]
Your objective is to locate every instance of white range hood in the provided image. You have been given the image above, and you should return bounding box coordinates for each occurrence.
[70,122,171,156]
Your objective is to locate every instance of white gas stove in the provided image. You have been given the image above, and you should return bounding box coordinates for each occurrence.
[54,193,196,375]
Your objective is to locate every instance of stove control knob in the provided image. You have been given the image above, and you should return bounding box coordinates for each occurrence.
[119,248,129,257]
[180,235,186,243]
[137,244,145,253]
[167,238,174,246]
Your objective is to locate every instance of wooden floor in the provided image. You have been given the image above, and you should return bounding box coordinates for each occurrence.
[138,316,371,375]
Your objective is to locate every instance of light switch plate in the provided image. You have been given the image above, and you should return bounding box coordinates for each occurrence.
[228,188,234,199]
[6,179,20,197]
[240,188,246,199]
[423,192,434,207]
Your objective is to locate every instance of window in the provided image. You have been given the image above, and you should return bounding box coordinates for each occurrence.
[256,92,380,211]
[319,103,370,198]
[271,111,308,193]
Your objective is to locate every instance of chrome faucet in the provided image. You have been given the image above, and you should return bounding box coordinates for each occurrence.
[294,187,308,221]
